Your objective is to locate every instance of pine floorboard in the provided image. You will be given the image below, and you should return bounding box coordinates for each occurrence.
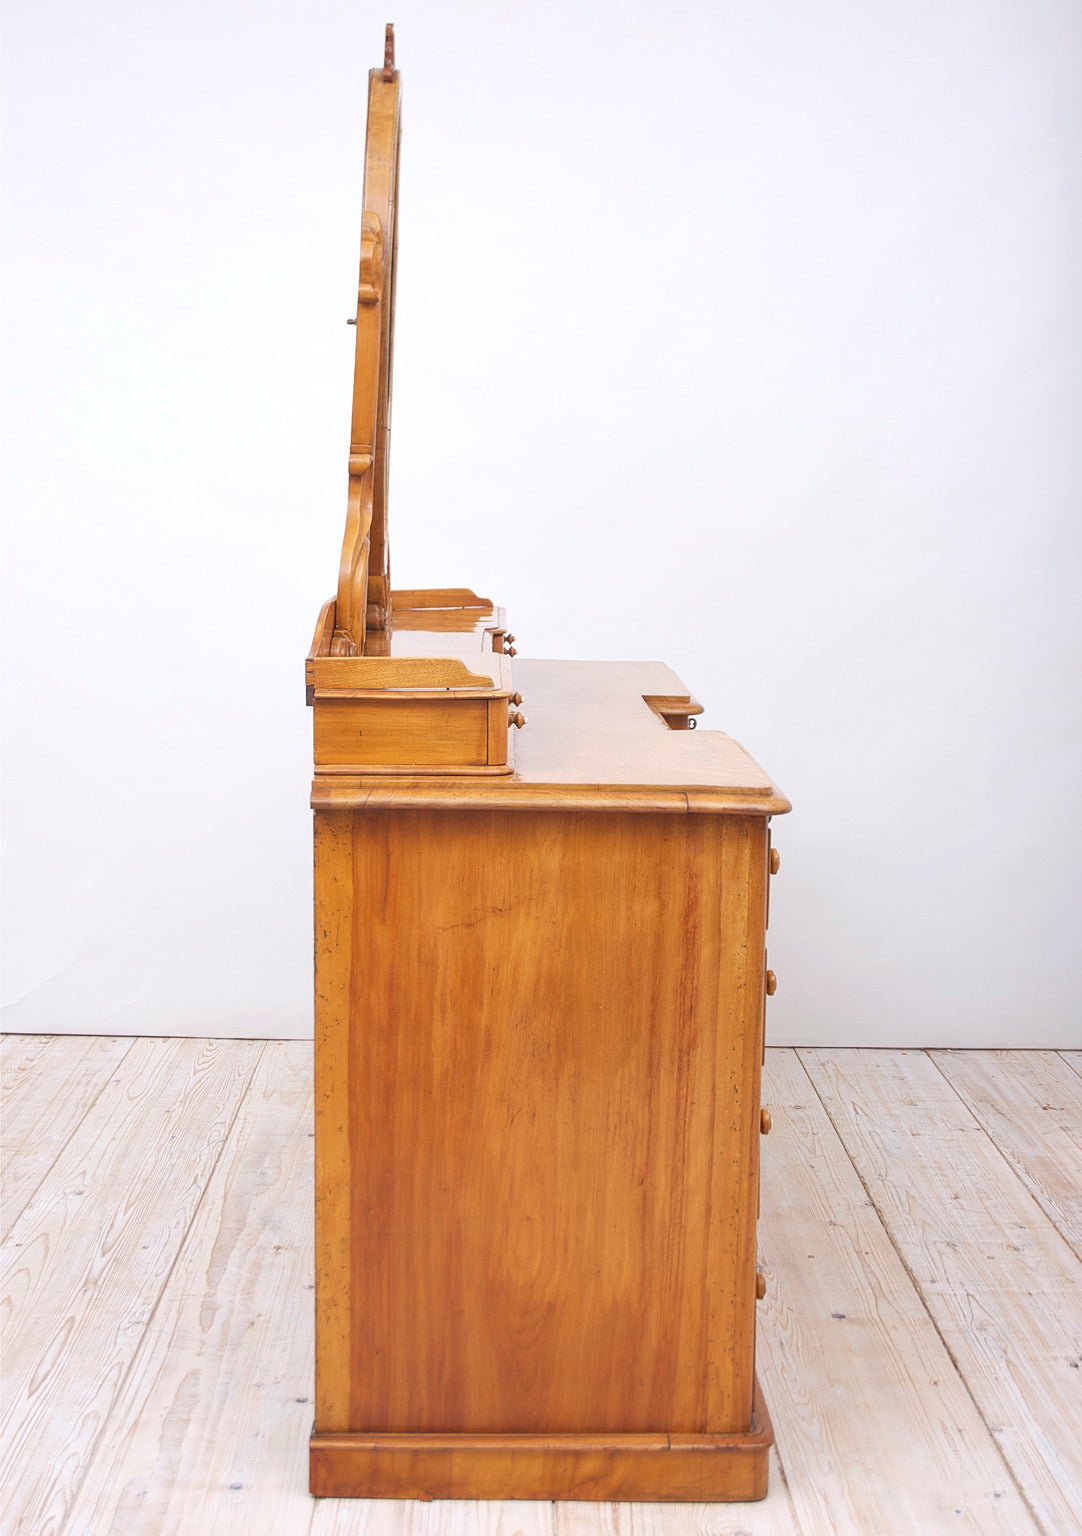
[1,1035,133,1243]
[801,1048,1082,1536]
[756,1050,1033,1536]
[930,1049,1082,1256]
[1,1038,1079,1536]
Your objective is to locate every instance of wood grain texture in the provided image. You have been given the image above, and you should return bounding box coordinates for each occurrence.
[1,1031,57,1079]
[755,1050,1036,1536]
[312,1492,554,1536]
[551,1459,802,1536]
[310,660,788,813]
[310,1381,773,1501]
[308,30,785,1499]
[2,1042,1080,1533]
[802,1047,1082,1536]
[62,1042,314,1536]
[1060,1051,1082,1080]
[314,808,769,1443]
[332,64,400,653]
[313,813,355,1433]
[1,1035,132,1241]
[0,1037,262,1536]
[931,1049,1082,1255]
[314,693,492,770]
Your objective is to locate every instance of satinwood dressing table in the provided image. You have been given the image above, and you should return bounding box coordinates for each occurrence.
[307,26,790,1502]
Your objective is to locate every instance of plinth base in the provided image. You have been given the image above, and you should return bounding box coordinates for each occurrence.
[310,1377,773,1502]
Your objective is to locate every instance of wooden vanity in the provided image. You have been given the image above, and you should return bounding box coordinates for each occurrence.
[308,28,790,1503]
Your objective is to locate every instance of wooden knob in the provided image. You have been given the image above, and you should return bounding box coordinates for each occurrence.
[509,711,527,729]
[765,970,777,996]
[506,645,517,657]
[756,1270,766,1301]
[760,1107,772,1135]
[770,847,781,875]
[510,692,523,706]
[506,634,517,645]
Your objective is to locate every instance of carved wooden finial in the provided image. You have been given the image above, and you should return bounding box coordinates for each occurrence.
[383,22,395,81]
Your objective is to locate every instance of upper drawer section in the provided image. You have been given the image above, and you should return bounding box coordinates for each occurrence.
[307,589,518,776]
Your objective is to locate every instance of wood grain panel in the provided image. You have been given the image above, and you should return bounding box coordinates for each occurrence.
[314,813,356,1433]
[314,696,490,769]
[310,1387,773,1500]
[314,809,768,1439]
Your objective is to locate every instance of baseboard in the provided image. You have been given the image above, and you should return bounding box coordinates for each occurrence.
[310,1376,773,1501]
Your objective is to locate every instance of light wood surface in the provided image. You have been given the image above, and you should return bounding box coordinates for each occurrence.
[61,1042,314,1536]
[312,809,770,1472]
[930,1048,1082,1254]
[332,42,400,653]
[759,1050,1035,1536]
[309,1391,773,1502]
[1,1033,132,1241]
[1,1037,263,1532]
[314,1499,556,1536]
[307,35,786,1493]
[802,1047,1082,1536]
[4,1038,1079,1535]
[1061,1050,1082,1080]
[310,661,789,813]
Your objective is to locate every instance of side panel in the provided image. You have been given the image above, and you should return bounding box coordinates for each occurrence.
[312,807,767,1435]
[313,811,356,1430]
[314,695,491,769]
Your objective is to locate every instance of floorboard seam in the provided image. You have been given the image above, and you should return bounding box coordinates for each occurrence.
[793,1047,1048,1536]
[1,1036,138,1243]
[1057,1051,1082,1082]
[52,1038,268,1536]
[768,1439,805,1536]
[927,1049,1082,1265]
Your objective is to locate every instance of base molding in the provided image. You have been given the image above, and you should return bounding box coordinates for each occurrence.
[310,1377,773,1502]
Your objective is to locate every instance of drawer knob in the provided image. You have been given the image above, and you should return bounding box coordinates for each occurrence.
[760,1107,772,1135]
[756,1270,767,1301]
[510,692,523,706]
[765,969,777,996]
[770,847,781,875]
[509,711,527,729]
[505,644,518,657]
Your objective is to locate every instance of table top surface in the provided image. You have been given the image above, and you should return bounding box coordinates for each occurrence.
[311,656,790,816]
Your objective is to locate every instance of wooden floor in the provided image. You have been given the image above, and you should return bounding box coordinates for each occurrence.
[2,1039,1079,1536]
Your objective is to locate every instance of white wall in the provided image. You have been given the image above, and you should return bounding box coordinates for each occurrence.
[3,0,1080,1046]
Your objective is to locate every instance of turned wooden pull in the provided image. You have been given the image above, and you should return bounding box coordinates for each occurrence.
[509,711,527,729]
[765,969,777,996]
[756,1271,766,1301]
[760,1107,772,1135]
[510,692,523,706]
[770,847,781,875]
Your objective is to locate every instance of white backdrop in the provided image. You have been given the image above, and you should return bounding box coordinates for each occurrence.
[3,0,1080,1046]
